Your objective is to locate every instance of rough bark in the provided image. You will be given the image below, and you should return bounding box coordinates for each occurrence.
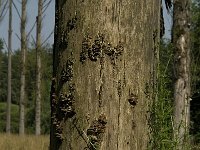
[50,0,160,149]
[6,0,12,134]
[172,0,191,149]
[19,0,27,135]
[35,0,42,135]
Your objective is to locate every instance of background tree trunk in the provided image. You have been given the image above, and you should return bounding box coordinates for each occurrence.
[19,0,27,135]
[50,0,160,149]
[35,0,42,136]
[6,0,12,134]
[173,0,191,149]
[0,0,1,13]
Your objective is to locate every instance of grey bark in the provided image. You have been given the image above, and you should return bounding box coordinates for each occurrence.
[0,0,1,14]
[6,0,12,134]
[50,0,160,149]
[19,0,27,135]
[35,0,42,135]
[173,0,191,149]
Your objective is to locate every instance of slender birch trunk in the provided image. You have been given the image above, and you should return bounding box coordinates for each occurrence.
[6,0,12,134]
[35,0,42,135]
[19,0,27,135]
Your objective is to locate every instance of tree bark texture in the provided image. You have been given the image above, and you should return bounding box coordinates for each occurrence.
[50,0,160,149]
[35,0,42,135]
[173,0,191,149]
[19,0,27,135]
[6,0,12,134]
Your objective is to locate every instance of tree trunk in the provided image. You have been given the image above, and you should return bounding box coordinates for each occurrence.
[19,0,27,135]
[0,0,1,13]
[173,0,191,149]
[50,0,160,149]
[35,0,42,135]
[6,0,12,134]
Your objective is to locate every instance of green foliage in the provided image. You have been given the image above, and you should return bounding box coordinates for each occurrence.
[191,0,200,95]
[190,0,200,145]
[0,39,3,51]
[0,49,21,104]
[149,0,200,148]
[26,106,35,134]
[0,44,52,134]
[11,51,21,104]
[25,46,52,134]
[0,51,7,102]
[0,102,19,133]
[149,39,175,149]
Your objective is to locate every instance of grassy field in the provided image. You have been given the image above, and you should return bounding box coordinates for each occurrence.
[0,134,49,150]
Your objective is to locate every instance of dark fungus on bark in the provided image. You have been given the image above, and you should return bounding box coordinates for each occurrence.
[153,29,158,57]
[59,16,78,50]
[51,78,57,108]
[153,29,158,42]
[52,83,76,141]
[86,114,107,150]
[60,28,69,50]
[58,80,76,117]
[52,57,76,142]
[50,77,63,142]
[98,85,103,108]
[60,59,74,84]
[67,16,77,31]
[132,121,136,129]
[117,80,122,97]
[144,82,150,98]
[54,119,64,140]
[80,33,124,64]
[128,93,138,108]
[80,35,92,63]
[59,91,76,118]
